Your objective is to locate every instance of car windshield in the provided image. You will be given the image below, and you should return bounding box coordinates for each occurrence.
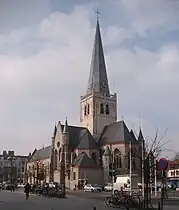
[91,184,99,187]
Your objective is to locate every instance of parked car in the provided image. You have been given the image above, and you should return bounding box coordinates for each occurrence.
[17,183,25,188]
[104,183,113,192]
[84,184,102,192]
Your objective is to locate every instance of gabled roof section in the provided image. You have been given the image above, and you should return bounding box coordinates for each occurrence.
[28,146,51,162]
[99,120,136,146]
[73,152,99,168]
[60,125,99,150]
[130,129,136,141]
[77,128,99,150]
[138,128,144,141]
[86,20,110,96]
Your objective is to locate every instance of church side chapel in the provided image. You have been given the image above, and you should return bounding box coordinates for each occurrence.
[26,16,143,190]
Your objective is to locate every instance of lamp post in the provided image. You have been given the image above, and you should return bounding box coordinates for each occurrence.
[7,156,16,187]
[60,145,66,198]
[129,141,132,196]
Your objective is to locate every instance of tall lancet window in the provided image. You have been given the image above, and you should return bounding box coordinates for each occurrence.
[100,103,104,114]
[54,149,58,170]
[87,104,90,115]
[84,105,87,116]
[106,104,109,115]
[59,148,61,161]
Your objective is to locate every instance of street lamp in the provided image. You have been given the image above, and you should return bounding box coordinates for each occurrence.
[60,145,66,198]
[7,156,16,187]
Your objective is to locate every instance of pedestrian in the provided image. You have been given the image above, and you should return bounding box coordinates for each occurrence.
[24,183,31,200]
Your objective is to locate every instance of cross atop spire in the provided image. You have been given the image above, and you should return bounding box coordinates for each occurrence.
[86,14,110,96]
[95,9,100,21]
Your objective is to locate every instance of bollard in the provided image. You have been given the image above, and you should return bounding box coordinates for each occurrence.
[158,202,161,210]
[93,207,96,210]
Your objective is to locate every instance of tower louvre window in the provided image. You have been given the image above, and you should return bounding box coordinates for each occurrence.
[84,105,87,116]
[87,104,90,115]
[106,104,109,115]
[100,103,104,114]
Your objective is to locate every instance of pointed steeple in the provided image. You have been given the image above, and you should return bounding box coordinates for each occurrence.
[57,121,63,134]
[86,18,110,96]
[52,123,57,137]
[138,128,144,141]
[63,118,69,133]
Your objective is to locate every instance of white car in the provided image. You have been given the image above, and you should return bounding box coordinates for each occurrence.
[104,183,113,192]
[84,184,102,192]
[17,184,25,188]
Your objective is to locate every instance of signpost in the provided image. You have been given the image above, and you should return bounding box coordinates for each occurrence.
[158,158,168,210]
[158,158,168,171]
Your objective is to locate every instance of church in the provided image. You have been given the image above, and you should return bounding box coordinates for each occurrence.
[26,18,144,189]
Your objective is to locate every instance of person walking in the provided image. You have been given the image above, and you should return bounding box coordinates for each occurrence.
[24,183,31,200]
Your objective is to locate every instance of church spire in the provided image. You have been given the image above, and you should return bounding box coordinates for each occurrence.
[63,117,69,133]
[86,13,110,96]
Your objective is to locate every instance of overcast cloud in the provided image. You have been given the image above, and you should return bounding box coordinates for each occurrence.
[0,0,179,158]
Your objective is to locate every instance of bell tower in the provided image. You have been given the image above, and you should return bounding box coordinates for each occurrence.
[80,13,117,140]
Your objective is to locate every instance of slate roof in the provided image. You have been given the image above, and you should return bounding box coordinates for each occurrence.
[60,125,99,150]
[86,19,110,96]
[28,146,51,162]
[73,152,100,168]
[99,120,136,146]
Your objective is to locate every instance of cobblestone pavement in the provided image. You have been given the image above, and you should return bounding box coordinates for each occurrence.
[0,190,178,210]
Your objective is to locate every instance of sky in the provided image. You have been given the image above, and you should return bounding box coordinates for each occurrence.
[0,0,179,158]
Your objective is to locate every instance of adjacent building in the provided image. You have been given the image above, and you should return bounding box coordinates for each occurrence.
[167,160,179,188]
[0,150,29,183]
[26,18,144,189]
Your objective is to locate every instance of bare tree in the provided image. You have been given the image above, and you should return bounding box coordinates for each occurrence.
[30,159,43,184]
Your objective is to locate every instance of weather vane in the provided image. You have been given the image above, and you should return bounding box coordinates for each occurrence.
[95,9,100,21]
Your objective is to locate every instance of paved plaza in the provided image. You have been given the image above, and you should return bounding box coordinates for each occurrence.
[0,190,178,210]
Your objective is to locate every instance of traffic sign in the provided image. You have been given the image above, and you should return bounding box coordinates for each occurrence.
[158,158,168,171]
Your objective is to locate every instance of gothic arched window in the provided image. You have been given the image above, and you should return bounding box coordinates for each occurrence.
[100,103,104,114]
[114,149,122,169]
[128,152,130,169]
[106,104,109,115]
[84,105,87,116]
[59,148,61,161]
[91,152,97,164]
[54,149,58,170]
[133,158,136,170]
[87,104,90,115]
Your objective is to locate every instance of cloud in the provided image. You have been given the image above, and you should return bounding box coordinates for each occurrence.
[119,0,179,36]
[0,1,179,157]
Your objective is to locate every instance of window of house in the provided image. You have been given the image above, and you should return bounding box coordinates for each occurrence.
[100,103,104,114]
[171,171,175,176]
[73,172,76,180]
[87,104,90,115]
[84,105,87,116]
[105,104,109,115]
